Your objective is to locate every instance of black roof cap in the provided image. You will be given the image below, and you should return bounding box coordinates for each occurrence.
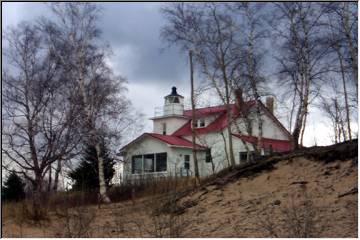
[165,86,183,98]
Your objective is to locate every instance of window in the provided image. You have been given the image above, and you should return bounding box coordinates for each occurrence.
[131,155,143,174]
[162,123,166,135]
[199,118,205,127]
[168,96,179,103]
[144,154,154,172]
[155,152,167,172]
[132,153,167,173]
[193,118,205,128]
[239,151,254,162]
[205,149,212,163]
[184,155,190,170]
[239,152,248,162]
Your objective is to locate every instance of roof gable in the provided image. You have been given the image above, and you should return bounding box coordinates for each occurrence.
[120,132,204,151]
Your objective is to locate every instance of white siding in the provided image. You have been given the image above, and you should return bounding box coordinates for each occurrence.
[123,137,170,178]
[183,132,233,176]
[231,109,290,140]
[123,136,206,179]
[153,117,189,135]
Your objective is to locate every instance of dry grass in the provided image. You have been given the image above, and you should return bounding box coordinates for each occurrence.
[251,187,325,237]
[2,175,194,237]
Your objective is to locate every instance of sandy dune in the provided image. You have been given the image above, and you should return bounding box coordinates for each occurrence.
[2,142,358,237]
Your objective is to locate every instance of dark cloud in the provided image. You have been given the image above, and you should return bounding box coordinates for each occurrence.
[3,2,188,86]
[3,2,191,132]
[98,3,188,85]
[3,2,341,146]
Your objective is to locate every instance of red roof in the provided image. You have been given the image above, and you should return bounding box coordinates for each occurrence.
[233,134,292,152]
[173,101,291,139]
[183,105,228,117]
[173,101,256,136]
[147,133,204,149]
[121,100,291,152]
[121,133,205,150]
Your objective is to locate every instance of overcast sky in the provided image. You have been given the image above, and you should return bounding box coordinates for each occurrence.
[3,2,355,147]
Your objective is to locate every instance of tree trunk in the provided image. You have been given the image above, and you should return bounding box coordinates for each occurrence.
[189,50,200,184]
[220,131,230,168]
[292,102,305,149]
[47,163,52,192]
[225,107,236,166]
[336,46,352,140]
[300,111,308,146]
[33,173,44,219]
[78,52,111,203]
[95,143,111,203]
[223,76,235,167]
[53,159,62,191]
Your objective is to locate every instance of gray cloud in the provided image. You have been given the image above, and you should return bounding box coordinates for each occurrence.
[99,3,188,85]
[3,2,188,86]
[3,2,341,146]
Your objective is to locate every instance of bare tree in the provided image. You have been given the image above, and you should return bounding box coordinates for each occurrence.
[2,23,80,199]
[323,3,358,140]
[162,2,243,167]
[318,78,348,143]
[42,2,136,203]
[230,2,269,156]
[270,3,330,148]
[325,3,358,93]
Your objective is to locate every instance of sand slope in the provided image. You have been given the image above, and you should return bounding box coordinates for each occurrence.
[2,141,358,237]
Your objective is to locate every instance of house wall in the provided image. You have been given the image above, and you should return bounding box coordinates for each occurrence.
[124,105,290,180]
[231,109,290,140]
[122,136,206,180]
[183,132,234,176]
[123,137,170,178]
[260,114,289,140]
[153,117,189,135]
[179,108,290,174]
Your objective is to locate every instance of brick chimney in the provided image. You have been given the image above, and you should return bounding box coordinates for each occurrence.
[266,97,274,115]
[234,88,243,108]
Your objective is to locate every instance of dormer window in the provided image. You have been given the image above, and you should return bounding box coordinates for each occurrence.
[194,118,205,128]
[199,118,205,127]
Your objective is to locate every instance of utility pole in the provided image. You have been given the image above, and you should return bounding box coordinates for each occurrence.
[189,50,200,185]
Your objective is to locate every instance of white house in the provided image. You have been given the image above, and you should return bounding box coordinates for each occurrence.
[120,87,292,182]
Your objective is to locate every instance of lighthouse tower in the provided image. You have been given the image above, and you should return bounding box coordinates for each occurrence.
[163,86,184,116]
[151,87,188,135]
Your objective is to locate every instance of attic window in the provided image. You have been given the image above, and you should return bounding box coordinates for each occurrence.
[194,118,205,128]
[199,118,205,127]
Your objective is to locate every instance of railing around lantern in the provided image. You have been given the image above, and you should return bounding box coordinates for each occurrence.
[153,104,186,117]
